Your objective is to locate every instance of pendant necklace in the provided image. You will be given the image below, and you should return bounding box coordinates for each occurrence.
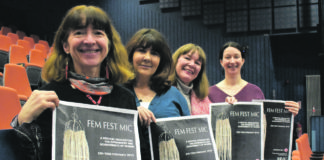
[86,94,102,105]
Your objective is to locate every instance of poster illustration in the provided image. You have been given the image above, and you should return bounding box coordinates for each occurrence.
[210,102,264,160]
[253,100,294,160]
[52,101,141,160]
[148,115,219,160]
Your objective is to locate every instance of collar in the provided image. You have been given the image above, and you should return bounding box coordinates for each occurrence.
[176,78,193,95]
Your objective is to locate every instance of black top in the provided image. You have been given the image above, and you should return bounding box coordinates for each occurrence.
[12,80,150,160]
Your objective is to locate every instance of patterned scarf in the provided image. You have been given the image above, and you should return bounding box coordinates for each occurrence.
[68,72,113,96]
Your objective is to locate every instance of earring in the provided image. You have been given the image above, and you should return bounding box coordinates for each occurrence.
[106,66,109,79]
[65,60,69,79]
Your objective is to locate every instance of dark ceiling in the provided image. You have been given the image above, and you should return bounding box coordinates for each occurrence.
[0,0,99,42]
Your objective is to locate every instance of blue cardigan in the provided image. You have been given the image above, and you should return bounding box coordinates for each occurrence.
[135,86,190,118]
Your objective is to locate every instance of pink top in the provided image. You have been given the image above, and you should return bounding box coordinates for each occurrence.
[190,91,211,115]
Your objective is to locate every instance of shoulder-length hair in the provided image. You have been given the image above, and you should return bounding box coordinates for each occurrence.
[42,5,133,84]
[126,28,173,95]
[170,43,209,99]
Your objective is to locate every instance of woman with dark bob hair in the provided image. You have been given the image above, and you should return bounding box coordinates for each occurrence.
[11,5,150,160]
[124,28,190,127]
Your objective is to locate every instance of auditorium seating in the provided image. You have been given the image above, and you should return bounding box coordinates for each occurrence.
[0,72,3,86]
[296,133,313,160]
[0,26,12,36]
[30,34,40,43]
[3,63,32,104]
[291,150,300,160]
[0,24,51,92]
[34,43,49,58]
[17,39,32,55]
[0,86,21,129]
[8,46,44,90]
[7,33,19,44]
[0,35,12,72]
[16,30,26,39]
[38,40,50,52]
[8,44,29,66]
[26,49,45,89]
[23,36,35,49]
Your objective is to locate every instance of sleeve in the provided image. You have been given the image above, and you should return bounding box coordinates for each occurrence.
[172,87,190,116]
[11,116,42,159]
[255,85,265,100]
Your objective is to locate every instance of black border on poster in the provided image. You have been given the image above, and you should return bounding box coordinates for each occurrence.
[253,99,294,160]
[148,115,219,160]
[52,100,141,160]
[209,102,264,160]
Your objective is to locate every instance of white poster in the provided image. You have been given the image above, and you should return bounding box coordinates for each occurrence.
[149,115,219,160]
[52,100,141,160]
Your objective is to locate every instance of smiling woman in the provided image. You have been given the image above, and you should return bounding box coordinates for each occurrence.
[124,28,190,158]
[10,5,151,160]
[170,43,211,115]
[208,41,300,116]
[62,24,110,78]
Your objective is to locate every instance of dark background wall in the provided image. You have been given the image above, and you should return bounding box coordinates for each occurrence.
[0,0,322,133]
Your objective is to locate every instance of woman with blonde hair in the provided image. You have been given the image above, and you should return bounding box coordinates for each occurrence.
[170,43,211,115]
[11,5,150,160]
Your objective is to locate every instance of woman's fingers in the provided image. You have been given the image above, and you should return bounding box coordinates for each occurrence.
[137,106,156,127]
[225,96,237,104]
[285,101,300,117]
[18,90,59,125]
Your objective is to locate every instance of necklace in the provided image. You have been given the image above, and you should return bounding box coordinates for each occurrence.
[219,80,247,96]
[86,94,102,105]
[134,87,156,102]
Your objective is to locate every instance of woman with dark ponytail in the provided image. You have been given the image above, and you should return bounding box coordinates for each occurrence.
[208,41,299,116]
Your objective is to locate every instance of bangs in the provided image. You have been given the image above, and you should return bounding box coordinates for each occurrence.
[64,6,109,31]
[183,47,205,63]
[135,33,165,54]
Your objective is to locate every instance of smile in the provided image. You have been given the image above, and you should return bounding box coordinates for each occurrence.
[78,49,100,53]
[140,64,152,68]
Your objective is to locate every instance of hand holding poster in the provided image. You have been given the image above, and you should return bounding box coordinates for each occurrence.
[148,115,219,160]
[52,101,141,160]
[210,102,264,160]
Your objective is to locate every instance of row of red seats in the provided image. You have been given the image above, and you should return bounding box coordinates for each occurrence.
[1,26,49,159]
[1,25,53,91]
[0,26,52,131]
[1,25,47,46]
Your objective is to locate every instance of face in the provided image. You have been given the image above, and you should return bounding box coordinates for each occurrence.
[220,46,245,75]
[175,50,202,85]
[63,24,109,74]
[132,47,160,78]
